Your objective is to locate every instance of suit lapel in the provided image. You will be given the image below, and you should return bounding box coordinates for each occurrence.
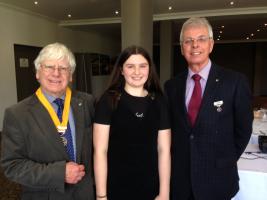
[195,64,221,126]
[71,94,85,163]
[28,95,68,159]
[175,72,191,127]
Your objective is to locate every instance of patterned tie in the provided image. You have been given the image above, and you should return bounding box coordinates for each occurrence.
[188,74,202,126]
[54,98,75,161]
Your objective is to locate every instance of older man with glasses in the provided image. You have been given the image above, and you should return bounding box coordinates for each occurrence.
[1,42,95,200]
[164,17,253,200]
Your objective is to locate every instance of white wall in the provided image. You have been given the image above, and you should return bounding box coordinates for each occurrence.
[0,4,120,131]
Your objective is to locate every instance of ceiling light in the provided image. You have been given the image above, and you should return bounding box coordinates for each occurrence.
[251,33,254,37]
[217,38,220,41]
[168,6,172,10]
[218,35,221,38]
[246,37,249,40]
[115,10,119,15]
[230,1,234,5]
[221,25,225,28]
[265,23,267,26]
[257,29,260,32]
[219,31,223,34]
[34,1,38,5]
[67,14,72,18]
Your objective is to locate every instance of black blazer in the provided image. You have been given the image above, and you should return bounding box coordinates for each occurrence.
[164,64,253,200]
[1,91,95,200]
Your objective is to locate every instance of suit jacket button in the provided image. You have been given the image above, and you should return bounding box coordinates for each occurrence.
[190,134,194,140]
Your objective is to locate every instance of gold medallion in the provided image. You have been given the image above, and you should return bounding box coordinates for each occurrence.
[61,137,68,146]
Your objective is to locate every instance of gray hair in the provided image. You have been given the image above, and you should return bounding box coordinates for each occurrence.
[34,42,76,73]
[180,17,213,44]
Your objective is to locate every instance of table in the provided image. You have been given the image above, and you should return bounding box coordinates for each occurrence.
[232,144,267,200]
[248,118,267,144]
[252,118,267,135]
[248,134,258,145]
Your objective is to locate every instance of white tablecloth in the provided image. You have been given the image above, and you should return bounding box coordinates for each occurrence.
[232,144,267,200]
[249,134,258,144]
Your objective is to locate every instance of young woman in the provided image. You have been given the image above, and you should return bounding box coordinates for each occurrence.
[93,45,171,200]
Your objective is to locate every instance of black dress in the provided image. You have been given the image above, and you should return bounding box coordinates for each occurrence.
[94,90,170,200]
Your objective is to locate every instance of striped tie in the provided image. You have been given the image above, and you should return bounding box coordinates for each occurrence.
[54,98,75,161]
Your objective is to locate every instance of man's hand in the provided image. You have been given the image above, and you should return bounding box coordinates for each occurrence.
[65,162,85,184]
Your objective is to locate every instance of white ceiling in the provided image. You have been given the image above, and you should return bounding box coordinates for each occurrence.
[1,0,267,42]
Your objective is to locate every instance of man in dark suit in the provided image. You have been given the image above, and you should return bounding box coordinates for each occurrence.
[1,43,95,200]
[164,17,253,200]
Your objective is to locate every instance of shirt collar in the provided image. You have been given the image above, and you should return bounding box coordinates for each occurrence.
[41,89,66,104]
[188,59,212,81]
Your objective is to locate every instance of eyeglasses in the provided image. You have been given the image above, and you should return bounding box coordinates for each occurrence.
[41,65,70,74]
[182,36,212,46]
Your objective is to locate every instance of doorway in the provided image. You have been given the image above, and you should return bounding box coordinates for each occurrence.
[14,44,41,101]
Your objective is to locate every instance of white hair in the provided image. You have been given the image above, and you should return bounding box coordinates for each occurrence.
[180,17,213,44]
[34,42,76,73]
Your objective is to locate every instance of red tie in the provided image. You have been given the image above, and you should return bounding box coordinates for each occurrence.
[188,74,202,126]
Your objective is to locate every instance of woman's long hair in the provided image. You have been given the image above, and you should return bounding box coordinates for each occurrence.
[104,45,163,109]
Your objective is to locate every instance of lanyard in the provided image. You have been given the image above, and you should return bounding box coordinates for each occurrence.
[35,87,71,133]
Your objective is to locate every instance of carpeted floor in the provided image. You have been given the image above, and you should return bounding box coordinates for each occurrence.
[0,135,21,200]
[0,172,21,200]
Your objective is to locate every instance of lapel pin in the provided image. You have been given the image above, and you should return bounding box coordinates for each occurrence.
[217,107,222,112]
[214,100,223,112]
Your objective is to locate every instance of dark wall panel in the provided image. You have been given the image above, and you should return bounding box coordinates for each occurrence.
[211,43,255,89]
[171,42,264,93]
